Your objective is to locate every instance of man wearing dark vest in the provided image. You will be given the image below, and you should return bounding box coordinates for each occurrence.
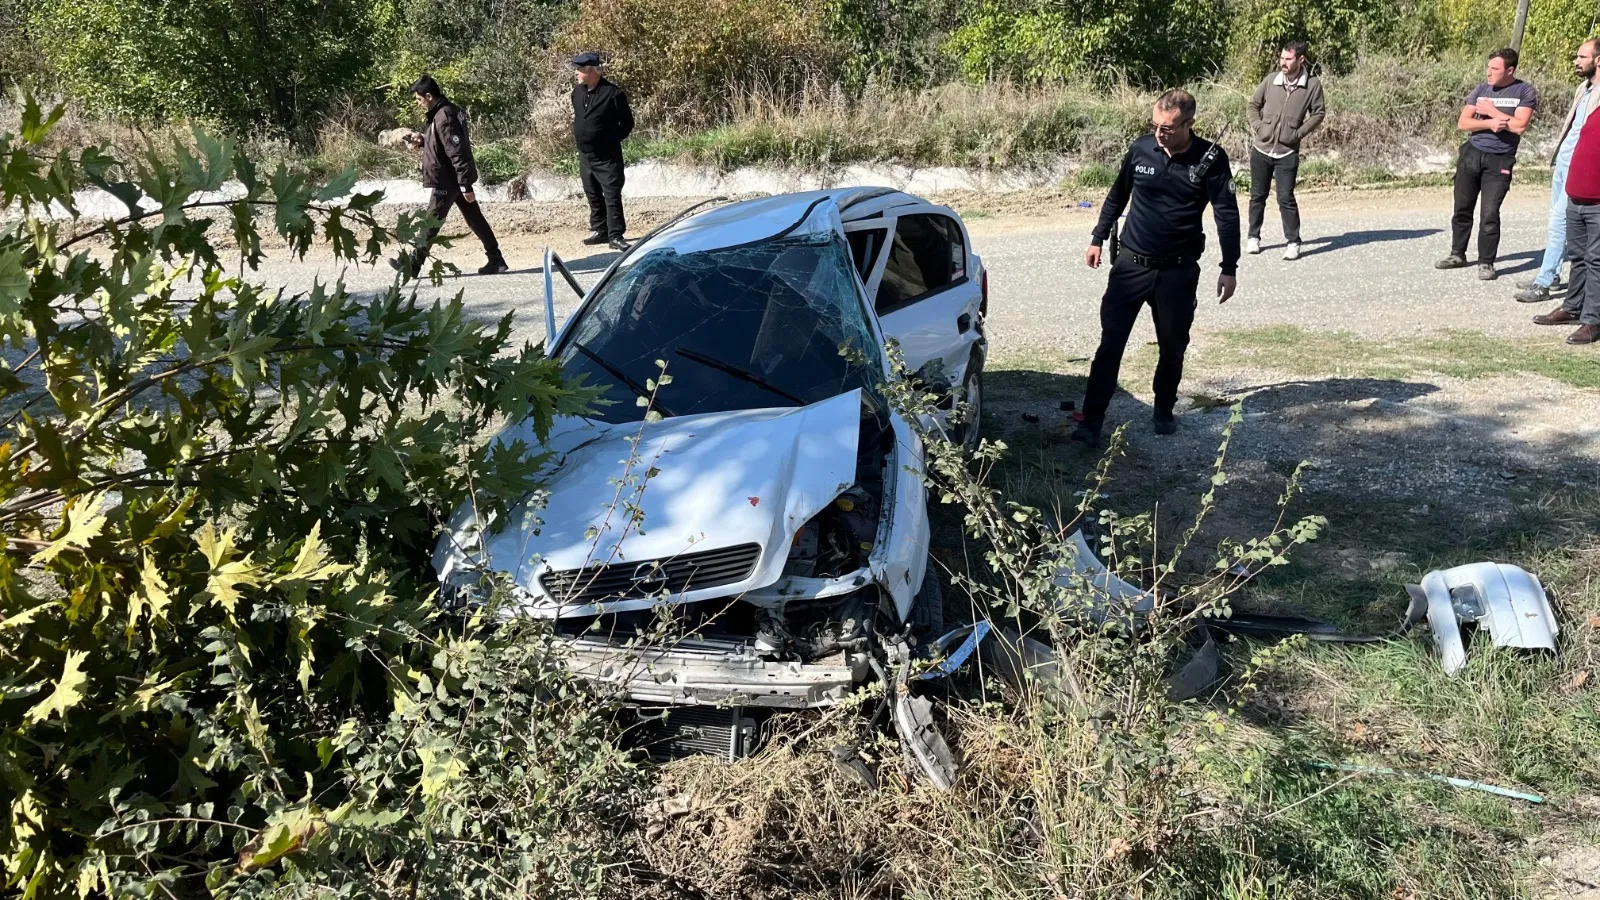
[571,52,635,251]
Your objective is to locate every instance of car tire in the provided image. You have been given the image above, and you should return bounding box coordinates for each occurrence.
[958,356,984,454]
[909,566,945,638]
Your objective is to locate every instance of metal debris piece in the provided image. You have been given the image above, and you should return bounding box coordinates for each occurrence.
[1167,627,1220,701]
[1314,762,1544,803]
[895,694,957,790]
[1055,530,1157,623]
[1207,612,1384,644]
[1413,562,1558,674]
[915,621,992,682]
[830,745,879,790]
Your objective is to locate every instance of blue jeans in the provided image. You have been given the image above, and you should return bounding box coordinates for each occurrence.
[1534,160,1571,287]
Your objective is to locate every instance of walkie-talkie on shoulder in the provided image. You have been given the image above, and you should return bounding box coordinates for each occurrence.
[1188,123,1231,185]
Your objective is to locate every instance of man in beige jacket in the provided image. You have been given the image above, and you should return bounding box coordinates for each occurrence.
[1245,40,1326,261]
[1515,38,1600,303]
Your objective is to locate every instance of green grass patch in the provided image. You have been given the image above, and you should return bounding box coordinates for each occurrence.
[965,348,1600,899]
[1211,325,1600,389]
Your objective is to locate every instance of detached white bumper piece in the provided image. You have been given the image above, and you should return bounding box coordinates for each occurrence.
[1416,563,1558,675]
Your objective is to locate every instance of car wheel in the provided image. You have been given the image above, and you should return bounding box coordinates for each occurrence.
[958,360,983,454]
[908,567,945,638]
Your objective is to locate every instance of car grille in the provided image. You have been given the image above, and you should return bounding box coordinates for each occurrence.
[539,543,762,605]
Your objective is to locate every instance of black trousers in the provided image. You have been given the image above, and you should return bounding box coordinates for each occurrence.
[1248,148,1301,243]
[1451,142,1516,263]
[414,185,501,265]
[1081,256,1201,427]
[579,151,627,240]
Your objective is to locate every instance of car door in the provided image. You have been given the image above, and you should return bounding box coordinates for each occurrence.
[857,208,983,391]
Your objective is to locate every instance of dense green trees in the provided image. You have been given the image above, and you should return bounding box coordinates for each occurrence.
[5,0,1592,140]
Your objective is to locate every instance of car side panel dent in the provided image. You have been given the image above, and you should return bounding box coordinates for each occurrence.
[871,413,930,622]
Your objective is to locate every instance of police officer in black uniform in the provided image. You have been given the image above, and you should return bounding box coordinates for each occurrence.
[571,51,635,251]
[1072,89,1241,445]
[393,74,508,277]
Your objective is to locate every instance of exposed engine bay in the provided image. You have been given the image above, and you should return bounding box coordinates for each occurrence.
[548,407,908,703]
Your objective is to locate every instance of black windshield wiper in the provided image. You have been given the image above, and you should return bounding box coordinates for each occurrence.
[573,342,675,417]
[674,348,806,406]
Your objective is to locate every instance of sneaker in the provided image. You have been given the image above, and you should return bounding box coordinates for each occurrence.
[1478,263,1497,281]
[1069,423,1102,446]
[1153,411,1177,436]
[608,237,631,252]
[478,257,509,275]
[1435,254,1469,270]
[581,231,607,246]
[1514,284,1550,303]
[1283,242,1301,261]
[1247,237,1262,255]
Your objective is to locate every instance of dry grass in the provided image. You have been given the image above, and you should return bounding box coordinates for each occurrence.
[636,698,1151,899]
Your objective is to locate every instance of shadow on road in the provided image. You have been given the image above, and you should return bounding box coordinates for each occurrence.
[562,251,623,273]
[1295,228,1442,258]
[455,266,543,278]
[1490,249,1542,277]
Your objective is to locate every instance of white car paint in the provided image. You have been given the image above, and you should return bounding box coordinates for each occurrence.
[436,390,864,618]
[434,188,978,703]
[844,201,986,393]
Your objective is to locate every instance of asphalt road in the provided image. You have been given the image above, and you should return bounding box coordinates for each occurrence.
[250,186,1567,362]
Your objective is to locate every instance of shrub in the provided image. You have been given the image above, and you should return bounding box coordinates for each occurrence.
[551,0,839,126]
[817,0,964,89]
[0,99,629,897]
[474,139,528,184]
[945,0,1232,87]
[383,0,573,133]
[27,0,382,137]
[1225,0,1409,78]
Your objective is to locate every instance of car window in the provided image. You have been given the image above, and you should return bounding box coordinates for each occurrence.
[846,229,883,281]
[556,233,884,423]
[876,214,966,315]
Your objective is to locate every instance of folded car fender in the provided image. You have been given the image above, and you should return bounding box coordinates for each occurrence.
[870,412,929,622]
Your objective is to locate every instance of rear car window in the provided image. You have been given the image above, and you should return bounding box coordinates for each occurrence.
[876,214,966,314]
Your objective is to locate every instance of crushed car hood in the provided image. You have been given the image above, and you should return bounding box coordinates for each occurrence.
[437,389,864,616]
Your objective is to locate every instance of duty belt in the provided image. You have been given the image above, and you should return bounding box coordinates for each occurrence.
[1128,252,1195,269]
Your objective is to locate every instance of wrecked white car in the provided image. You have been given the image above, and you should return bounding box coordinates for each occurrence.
[433,189,987,748]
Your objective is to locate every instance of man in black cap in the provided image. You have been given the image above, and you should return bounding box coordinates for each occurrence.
[1071,89,1240,445]
[393,74,508,277]
[571,52,634,251]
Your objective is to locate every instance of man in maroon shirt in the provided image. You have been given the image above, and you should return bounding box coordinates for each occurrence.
[1534,98,1600,344]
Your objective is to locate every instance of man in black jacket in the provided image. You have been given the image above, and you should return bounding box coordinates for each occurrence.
[571,52,635,251]
[393,75,507,277]
[1072,90,1240,445]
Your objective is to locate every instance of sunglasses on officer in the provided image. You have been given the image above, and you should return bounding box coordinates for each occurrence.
[1151,117,1193,135]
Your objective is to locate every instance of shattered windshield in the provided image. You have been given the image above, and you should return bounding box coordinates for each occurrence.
[557,232,884,423]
